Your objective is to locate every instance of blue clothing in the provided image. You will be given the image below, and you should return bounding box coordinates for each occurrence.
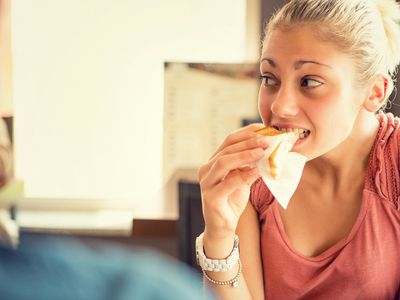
[0,233,215,300]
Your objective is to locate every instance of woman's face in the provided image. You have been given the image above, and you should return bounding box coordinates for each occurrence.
[259,26,366,160]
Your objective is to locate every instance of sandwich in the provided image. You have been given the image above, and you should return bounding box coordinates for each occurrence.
[256,127,298,180]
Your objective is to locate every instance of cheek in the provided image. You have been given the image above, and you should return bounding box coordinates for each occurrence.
[310,84,358,123]
[309,99,349,131]
[309,95,358,145]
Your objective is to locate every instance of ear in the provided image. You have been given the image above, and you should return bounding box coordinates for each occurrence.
[362,75,390,113]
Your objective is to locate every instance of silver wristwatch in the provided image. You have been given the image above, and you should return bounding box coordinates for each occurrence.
[195,232,240,272]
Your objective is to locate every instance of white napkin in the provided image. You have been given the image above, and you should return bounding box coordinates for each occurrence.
[256,133,307,209]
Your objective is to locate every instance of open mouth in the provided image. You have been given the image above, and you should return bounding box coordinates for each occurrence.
[273,126,311,139]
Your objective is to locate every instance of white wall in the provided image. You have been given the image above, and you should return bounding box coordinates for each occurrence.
[11,0,249,217]
[0,0,12,116]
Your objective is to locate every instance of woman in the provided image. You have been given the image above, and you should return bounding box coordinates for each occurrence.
[197,0,400,299]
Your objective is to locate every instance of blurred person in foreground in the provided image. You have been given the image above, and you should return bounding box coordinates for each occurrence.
[0,116,214,300]
[0,233,215,300]
[0,109,214,300]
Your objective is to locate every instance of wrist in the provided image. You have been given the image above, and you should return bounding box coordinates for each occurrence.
[203,229,237,259]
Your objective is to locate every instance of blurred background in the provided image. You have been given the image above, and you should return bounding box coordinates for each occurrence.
[0,0,399,271]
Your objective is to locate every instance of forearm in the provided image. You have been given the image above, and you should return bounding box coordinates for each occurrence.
[196,124,267,299]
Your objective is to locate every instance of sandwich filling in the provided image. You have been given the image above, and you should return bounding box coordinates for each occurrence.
[257,126,307,179]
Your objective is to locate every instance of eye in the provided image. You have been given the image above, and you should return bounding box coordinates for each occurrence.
[301,78,322,88]
[259,74,279,87]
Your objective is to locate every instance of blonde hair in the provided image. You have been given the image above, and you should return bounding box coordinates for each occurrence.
[264,0,400,102]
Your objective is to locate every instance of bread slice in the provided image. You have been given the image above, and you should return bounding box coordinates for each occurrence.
[256,127,296,179]
[256,126,282,137]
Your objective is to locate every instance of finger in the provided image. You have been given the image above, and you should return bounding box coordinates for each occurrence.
[200,134,268,180]
[203,147,264,188]
[199,123,266,180]
[199,164,256,182]
[209,135,269,166]
[212,167,260,200]
[210,123,265,159]
[197,164,208,182]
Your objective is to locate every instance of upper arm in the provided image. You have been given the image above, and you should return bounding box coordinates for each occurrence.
[236,200,264,300]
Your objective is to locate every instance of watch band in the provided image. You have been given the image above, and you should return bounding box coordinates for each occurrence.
[195,232,240,272]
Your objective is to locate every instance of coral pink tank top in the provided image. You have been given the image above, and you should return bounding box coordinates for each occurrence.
[250,113,400,299]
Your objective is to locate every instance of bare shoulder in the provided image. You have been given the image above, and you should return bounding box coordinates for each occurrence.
[236,201,264,300]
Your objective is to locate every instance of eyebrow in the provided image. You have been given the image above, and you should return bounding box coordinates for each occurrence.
[261,58,332,69]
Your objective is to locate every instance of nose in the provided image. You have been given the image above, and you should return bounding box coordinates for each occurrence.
[270,85,299,118]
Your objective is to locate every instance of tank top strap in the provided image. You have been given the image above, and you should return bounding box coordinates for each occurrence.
[367,112,400,210]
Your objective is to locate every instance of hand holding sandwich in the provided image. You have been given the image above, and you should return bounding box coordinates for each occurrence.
[198,124,268,244]
[198,123,302,258]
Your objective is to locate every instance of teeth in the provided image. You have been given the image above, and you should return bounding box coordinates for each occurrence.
[277,127,310,138]
[278,127,306,133]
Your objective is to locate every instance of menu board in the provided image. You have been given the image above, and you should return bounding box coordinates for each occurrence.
[163,62,259,183]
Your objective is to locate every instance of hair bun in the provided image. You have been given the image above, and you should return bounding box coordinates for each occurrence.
[374,0,400,73]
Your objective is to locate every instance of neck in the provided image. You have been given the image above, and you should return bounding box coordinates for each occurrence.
[304,110,379,196]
